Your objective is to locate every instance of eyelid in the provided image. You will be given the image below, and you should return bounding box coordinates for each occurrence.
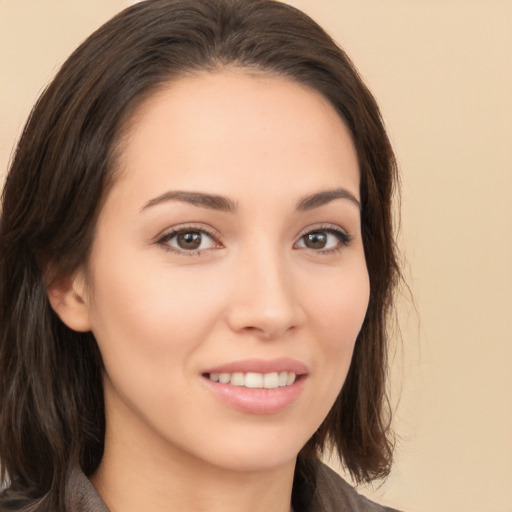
[296,223,352,239]
[155,224,223,255]
[294,224,354,251]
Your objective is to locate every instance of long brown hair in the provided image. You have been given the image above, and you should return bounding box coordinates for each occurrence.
[0,0,400,509]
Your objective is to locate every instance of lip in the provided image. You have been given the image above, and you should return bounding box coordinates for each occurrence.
[201,358,308,415]
[203,357,309,375]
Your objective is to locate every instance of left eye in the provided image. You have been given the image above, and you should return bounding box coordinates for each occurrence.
[162,230,216,252]
[295,229,348,251]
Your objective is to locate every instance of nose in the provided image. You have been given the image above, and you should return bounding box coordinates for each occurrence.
[225,245,306,340]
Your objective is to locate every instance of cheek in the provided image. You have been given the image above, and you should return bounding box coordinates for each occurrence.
[86,253,229,368]
[310,262,370,341]
[84,256,231,431]
[306,259,370,385]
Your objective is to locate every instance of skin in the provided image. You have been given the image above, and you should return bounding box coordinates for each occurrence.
[51,70,369,512]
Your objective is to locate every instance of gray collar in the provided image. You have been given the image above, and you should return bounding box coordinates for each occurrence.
[65,467,109,512]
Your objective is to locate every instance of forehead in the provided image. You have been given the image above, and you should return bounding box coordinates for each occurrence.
[111,70,360,202]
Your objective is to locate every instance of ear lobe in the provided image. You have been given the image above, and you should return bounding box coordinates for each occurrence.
[47,272,92,332]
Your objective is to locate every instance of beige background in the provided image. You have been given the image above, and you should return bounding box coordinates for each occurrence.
[1,1,511,511]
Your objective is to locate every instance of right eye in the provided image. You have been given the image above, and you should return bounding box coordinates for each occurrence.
[158,228,220,255]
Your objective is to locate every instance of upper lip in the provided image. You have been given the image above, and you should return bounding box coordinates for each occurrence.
[203,357,309,375]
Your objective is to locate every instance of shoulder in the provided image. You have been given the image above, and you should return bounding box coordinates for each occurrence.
[0,468,108,512]
[310,462,403,512]
[64,467,109,512]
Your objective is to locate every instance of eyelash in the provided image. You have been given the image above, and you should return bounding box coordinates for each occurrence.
[156,224,353,256]
[295,224,353,255]
[156,225,220,256]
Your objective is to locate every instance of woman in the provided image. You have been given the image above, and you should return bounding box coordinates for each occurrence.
[0,1,401,511]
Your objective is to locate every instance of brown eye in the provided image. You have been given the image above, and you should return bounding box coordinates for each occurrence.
[176,231,202,250]
[295,227,352,252]
[303,231,328,249]
[160,229,217,253]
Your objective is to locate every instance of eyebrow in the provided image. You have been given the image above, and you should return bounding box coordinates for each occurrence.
[141,190,237,213]
[296,188,361,211]
[141,187,360,213]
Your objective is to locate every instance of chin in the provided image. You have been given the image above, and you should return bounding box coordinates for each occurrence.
[186,426,312,473]
[206,450,299,474]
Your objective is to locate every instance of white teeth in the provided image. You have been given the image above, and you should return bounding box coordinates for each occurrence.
[230,372,245,386]
[245,372,263,388]
[219,373,230,384]
[208,371,297,388]
[263,372,279,389]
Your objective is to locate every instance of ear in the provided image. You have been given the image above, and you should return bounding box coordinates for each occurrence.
[46,271,92,332]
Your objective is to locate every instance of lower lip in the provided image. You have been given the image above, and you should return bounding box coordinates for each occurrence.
[202,376,306,415]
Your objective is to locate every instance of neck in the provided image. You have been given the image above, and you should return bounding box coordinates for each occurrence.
[91,421,296,512]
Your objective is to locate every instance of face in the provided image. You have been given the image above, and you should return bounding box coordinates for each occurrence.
[77,71,369,474]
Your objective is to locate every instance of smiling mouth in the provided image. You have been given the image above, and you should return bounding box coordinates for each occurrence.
[205,371,297,389]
